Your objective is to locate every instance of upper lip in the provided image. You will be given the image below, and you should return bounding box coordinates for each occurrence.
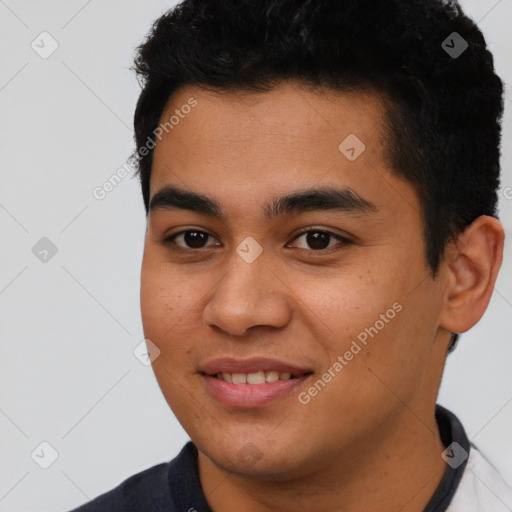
[199,357,313,376]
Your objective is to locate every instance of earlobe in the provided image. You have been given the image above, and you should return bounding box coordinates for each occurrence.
[440,215,504,334]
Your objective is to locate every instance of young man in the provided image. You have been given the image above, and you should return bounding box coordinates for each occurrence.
[71,0,510,510]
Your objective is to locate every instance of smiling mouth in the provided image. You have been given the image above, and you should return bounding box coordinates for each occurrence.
[201,367,314,407]
[208,370,312,384]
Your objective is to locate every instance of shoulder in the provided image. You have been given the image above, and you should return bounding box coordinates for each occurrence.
[447,443,512,512]
[67,442,209,512]
[68,461,174,512]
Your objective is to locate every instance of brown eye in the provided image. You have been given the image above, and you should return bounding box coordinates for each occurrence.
[164,230,220,249]
[289,230,350,251]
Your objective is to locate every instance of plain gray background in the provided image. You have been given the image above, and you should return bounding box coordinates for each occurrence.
[1,1,511,510]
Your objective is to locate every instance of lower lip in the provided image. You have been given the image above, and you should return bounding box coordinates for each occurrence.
[202,374,310,408]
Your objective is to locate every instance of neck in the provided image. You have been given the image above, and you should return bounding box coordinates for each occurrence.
[198,405,447,512]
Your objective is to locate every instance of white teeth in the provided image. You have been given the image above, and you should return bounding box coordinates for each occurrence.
[221,372,232,383]
[216,370,294,384]
[265,370,280,383]
[232,373,247,384]
[247,371,266,384]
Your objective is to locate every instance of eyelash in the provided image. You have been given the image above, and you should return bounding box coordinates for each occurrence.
[161,228,351,254]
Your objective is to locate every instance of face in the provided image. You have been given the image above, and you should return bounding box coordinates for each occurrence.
[140,81,450,479]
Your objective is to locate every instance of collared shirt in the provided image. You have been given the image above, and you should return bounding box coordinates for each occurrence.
[69,405,512,511]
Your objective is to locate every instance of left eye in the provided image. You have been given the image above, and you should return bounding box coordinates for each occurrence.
[165,230,220,249]
[288,230,349,251]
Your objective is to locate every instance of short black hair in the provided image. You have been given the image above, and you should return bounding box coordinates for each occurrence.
[131,0,504,352]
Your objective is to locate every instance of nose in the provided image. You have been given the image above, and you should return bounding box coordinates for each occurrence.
[202,249,292,337]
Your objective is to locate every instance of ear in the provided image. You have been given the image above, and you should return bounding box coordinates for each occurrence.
[439,215,504,334]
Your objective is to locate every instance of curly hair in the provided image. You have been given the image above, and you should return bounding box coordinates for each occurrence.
[131,0,504,352]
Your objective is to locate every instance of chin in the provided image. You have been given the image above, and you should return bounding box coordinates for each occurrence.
[195,432,318,481]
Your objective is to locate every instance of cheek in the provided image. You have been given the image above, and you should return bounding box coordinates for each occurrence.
[295,268,394,341]
[140,258,195,342]
[140,261,201,406]
[298,266,428,384]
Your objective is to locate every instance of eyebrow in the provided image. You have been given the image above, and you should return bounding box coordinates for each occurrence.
[148,184,377,220]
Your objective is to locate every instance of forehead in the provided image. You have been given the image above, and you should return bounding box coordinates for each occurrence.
[155,81,387,156]
[149,81,417,221]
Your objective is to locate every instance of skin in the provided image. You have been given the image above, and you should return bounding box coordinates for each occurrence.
[140,80,504,512]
